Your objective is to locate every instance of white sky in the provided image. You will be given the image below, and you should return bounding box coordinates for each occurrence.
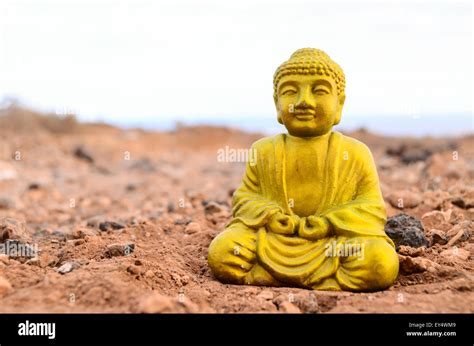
[0,0,472,128]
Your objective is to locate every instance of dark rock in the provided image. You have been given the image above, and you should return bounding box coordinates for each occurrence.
[451,196,474,209]
[0,197,13,209]
[69,228,98,239]
[94,165,112,175]
[105,243,135,257]
[32,229,52,239]
[126,184,137,192]
[203,201,225,214]
[128,158,156,172]
[430,230,448,246]
[174,218,192,226]
[51,230,67,240]
[400,147,432,164]
[127,265,142,275]
[386,143,431,163]
[386,142,457,165]
[167,200,176,213]
[85,216,105,228]
[98,221,125,232]
[386,145,404,157]
[451,197,466,209]
[73,146,94,164]
[202,200,227,207]
[27,182,41,190]
[384,214,429,249]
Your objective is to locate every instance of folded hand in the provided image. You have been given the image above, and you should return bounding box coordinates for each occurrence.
[267,212,298,235]
[298,215,331,240]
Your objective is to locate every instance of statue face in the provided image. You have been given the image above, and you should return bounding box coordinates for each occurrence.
[275,74,345,137]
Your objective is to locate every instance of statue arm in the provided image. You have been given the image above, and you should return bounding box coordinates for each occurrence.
[230,147,284,229]
[321,146,388,239]
[299,145,389,241]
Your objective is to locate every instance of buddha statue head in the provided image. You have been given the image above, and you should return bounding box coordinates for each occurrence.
[273,48,346,137]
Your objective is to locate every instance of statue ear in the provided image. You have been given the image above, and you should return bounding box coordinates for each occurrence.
[333,94,346,125]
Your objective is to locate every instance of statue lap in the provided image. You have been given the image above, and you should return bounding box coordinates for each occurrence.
[208,224,399,292]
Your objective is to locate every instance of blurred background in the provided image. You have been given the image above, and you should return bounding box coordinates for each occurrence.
[0,0,472,136]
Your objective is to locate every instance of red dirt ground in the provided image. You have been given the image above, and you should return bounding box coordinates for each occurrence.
[0,108,472,313]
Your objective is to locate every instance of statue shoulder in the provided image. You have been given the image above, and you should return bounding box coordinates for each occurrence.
[250,134,283,152]
[334,132,374,161]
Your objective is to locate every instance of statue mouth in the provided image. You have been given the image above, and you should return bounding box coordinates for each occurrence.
[295,114,315,121]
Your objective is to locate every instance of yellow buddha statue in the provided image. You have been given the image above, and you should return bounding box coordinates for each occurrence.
[208,48,399,292]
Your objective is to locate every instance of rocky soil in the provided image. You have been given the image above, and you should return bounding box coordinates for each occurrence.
[0,107,472,313]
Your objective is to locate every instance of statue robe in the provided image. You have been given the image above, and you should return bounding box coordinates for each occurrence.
[209,131,398,291]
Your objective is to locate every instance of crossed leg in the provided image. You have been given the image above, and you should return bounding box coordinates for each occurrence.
[208,225,283,286]
[208,226,399,292]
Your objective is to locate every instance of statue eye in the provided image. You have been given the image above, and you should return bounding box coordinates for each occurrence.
[313,88,329,95]
[281,89,296,96]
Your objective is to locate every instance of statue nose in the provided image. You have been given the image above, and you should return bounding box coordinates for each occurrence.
[297,99,311,109]
[296,88,313,108]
